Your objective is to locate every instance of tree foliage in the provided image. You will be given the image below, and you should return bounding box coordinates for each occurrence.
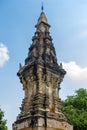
[0,108,8,130]
[62,88,87,130]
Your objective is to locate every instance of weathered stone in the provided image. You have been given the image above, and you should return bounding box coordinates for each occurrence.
[12,8,73,130]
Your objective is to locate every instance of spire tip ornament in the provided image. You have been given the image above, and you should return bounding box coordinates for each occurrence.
[41,2,44,12]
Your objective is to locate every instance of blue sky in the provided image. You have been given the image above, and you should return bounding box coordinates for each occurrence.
[0,0,87,130]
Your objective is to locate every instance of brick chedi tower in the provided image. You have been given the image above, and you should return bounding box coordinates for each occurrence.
[13,6,73,130]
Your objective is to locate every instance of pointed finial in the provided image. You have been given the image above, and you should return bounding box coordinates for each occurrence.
[60,62,63,69]
[41,2,44,12]
[19,63,22,69]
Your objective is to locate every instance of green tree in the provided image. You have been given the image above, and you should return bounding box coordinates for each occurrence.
[62,88,87,130]
[0,108,8,130]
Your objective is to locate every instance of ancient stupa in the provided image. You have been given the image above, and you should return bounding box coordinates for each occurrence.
[12,6,73,130]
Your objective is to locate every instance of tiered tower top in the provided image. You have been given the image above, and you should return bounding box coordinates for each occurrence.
[23,10,66,76]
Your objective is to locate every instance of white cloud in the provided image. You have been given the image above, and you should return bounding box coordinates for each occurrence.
[62,61,87,80]
[0,43,9,67]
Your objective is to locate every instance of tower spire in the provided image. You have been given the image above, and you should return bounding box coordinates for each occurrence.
[12,7,73,130]
[41,2,44,12]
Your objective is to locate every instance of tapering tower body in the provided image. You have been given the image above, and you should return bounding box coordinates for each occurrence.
[13,9,73,130]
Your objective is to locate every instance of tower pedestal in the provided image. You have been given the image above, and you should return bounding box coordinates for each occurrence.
[13,116,73,130]
[13,93,73,130]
